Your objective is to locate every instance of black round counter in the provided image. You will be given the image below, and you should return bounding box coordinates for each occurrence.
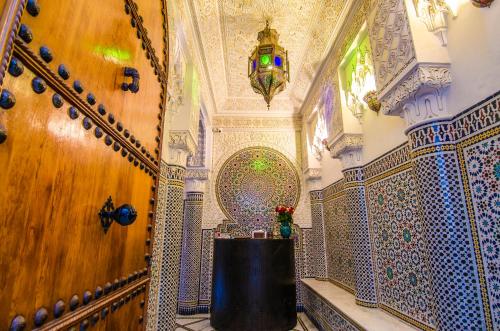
[210,238,297,331]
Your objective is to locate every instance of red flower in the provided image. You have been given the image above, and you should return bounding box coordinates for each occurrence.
[276,205,295,215]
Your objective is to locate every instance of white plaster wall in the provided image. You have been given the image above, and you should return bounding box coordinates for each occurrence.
[361,108,408,163]
[320,154,344,188]
[202,128,312,230]
[446,2,500,114]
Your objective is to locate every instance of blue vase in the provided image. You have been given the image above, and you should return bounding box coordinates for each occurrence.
[280,222,292,239]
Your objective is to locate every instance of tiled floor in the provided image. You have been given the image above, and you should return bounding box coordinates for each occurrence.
[175,313,318,331]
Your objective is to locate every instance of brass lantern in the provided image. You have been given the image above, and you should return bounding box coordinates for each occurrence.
[248,21,289,110]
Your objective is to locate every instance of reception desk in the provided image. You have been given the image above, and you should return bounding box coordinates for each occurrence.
[210,239,297,331]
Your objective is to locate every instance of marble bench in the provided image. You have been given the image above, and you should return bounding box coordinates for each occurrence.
[301,279,420,331]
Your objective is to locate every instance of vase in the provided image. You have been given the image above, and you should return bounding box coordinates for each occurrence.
[280,222,292,239]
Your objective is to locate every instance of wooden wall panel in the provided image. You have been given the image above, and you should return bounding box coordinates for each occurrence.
[0,0,168,329]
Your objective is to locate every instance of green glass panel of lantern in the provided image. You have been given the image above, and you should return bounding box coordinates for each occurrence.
[260,54,271,66]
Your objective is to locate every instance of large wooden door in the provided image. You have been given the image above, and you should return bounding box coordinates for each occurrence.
[0,0,168,329]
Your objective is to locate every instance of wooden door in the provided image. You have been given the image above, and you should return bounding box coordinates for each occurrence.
[0,0,168,329]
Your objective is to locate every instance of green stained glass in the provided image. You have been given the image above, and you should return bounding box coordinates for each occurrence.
[250,158,269,172]
[260,54,271,66]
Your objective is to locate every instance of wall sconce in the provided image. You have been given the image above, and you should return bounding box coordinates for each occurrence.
[471,0,494,6]
[413,0,457,46]
[363,91,381,113]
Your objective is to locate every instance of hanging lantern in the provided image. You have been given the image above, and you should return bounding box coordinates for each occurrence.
[248,21,289,110]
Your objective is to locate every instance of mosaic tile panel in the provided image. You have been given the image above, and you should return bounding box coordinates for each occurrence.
[296,228,306,309]
[178,192,204,315]
[364,144,410,180]
[146,162,168,331]
[156,164,186,331]
[302,284,359,331]
[462,134,500,330]
[343,181,378,306]
[412,151,485,330]
[408,91,499,151]
[215,147,301,235]
[323,192,355,293]
[198,229,214,312]
[310,191,327,279]
[302,228,315,278]
[367,169,434,328]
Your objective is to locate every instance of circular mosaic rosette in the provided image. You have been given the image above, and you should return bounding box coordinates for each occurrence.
[216,147,300,231]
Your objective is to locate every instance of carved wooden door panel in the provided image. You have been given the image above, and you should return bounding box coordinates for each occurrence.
[0,0,167,330]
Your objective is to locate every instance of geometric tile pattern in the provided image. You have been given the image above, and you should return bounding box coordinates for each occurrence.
[156,164,186,331]
[295,227,306,310]
[304,93,499,330]
[343,167,378,307]
[198,229,214,313]
[406,90,499,330]
[147,162,169,331]
[302,284,359,331]
[364,144,410,180]
[215,147,301,235]
[412,151,486,330]
[462,135,500,330]
[302,228,315,278]
[408,91,499,152]
[322,181,355,293]
[178,192,204,315]
[366,168,434,328]
[309,191,327,279]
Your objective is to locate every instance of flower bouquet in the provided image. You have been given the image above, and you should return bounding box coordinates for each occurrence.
[275,205,294,239]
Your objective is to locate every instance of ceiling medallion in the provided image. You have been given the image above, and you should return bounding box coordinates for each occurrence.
[248,21,290,110]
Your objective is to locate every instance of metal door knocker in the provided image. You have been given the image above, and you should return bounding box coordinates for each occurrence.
[121,67,140,93]
[98,196,137,233]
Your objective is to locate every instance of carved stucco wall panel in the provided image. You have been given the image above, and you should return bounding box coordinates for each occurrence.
[365,0,452,124]
[367,0,416,93]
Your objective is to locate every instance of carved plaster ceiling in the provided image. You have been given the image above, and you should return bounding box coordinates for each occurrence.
[187,0,346,114]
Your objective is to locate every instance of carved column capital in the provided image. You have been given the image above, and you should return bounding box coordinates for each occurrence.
[328,133,364,169]
[185,168,209,195]
[303,167,321,181]
[304,168,322,191]
[380,63,452,130]
[185,168,209,181]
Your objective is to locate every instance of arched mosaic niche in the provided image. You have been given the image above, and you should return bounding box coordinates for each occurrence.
[215,146,300,234]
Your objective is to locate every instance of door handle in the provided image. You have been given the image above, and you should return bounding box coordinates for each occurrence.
[98,196,137,233]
